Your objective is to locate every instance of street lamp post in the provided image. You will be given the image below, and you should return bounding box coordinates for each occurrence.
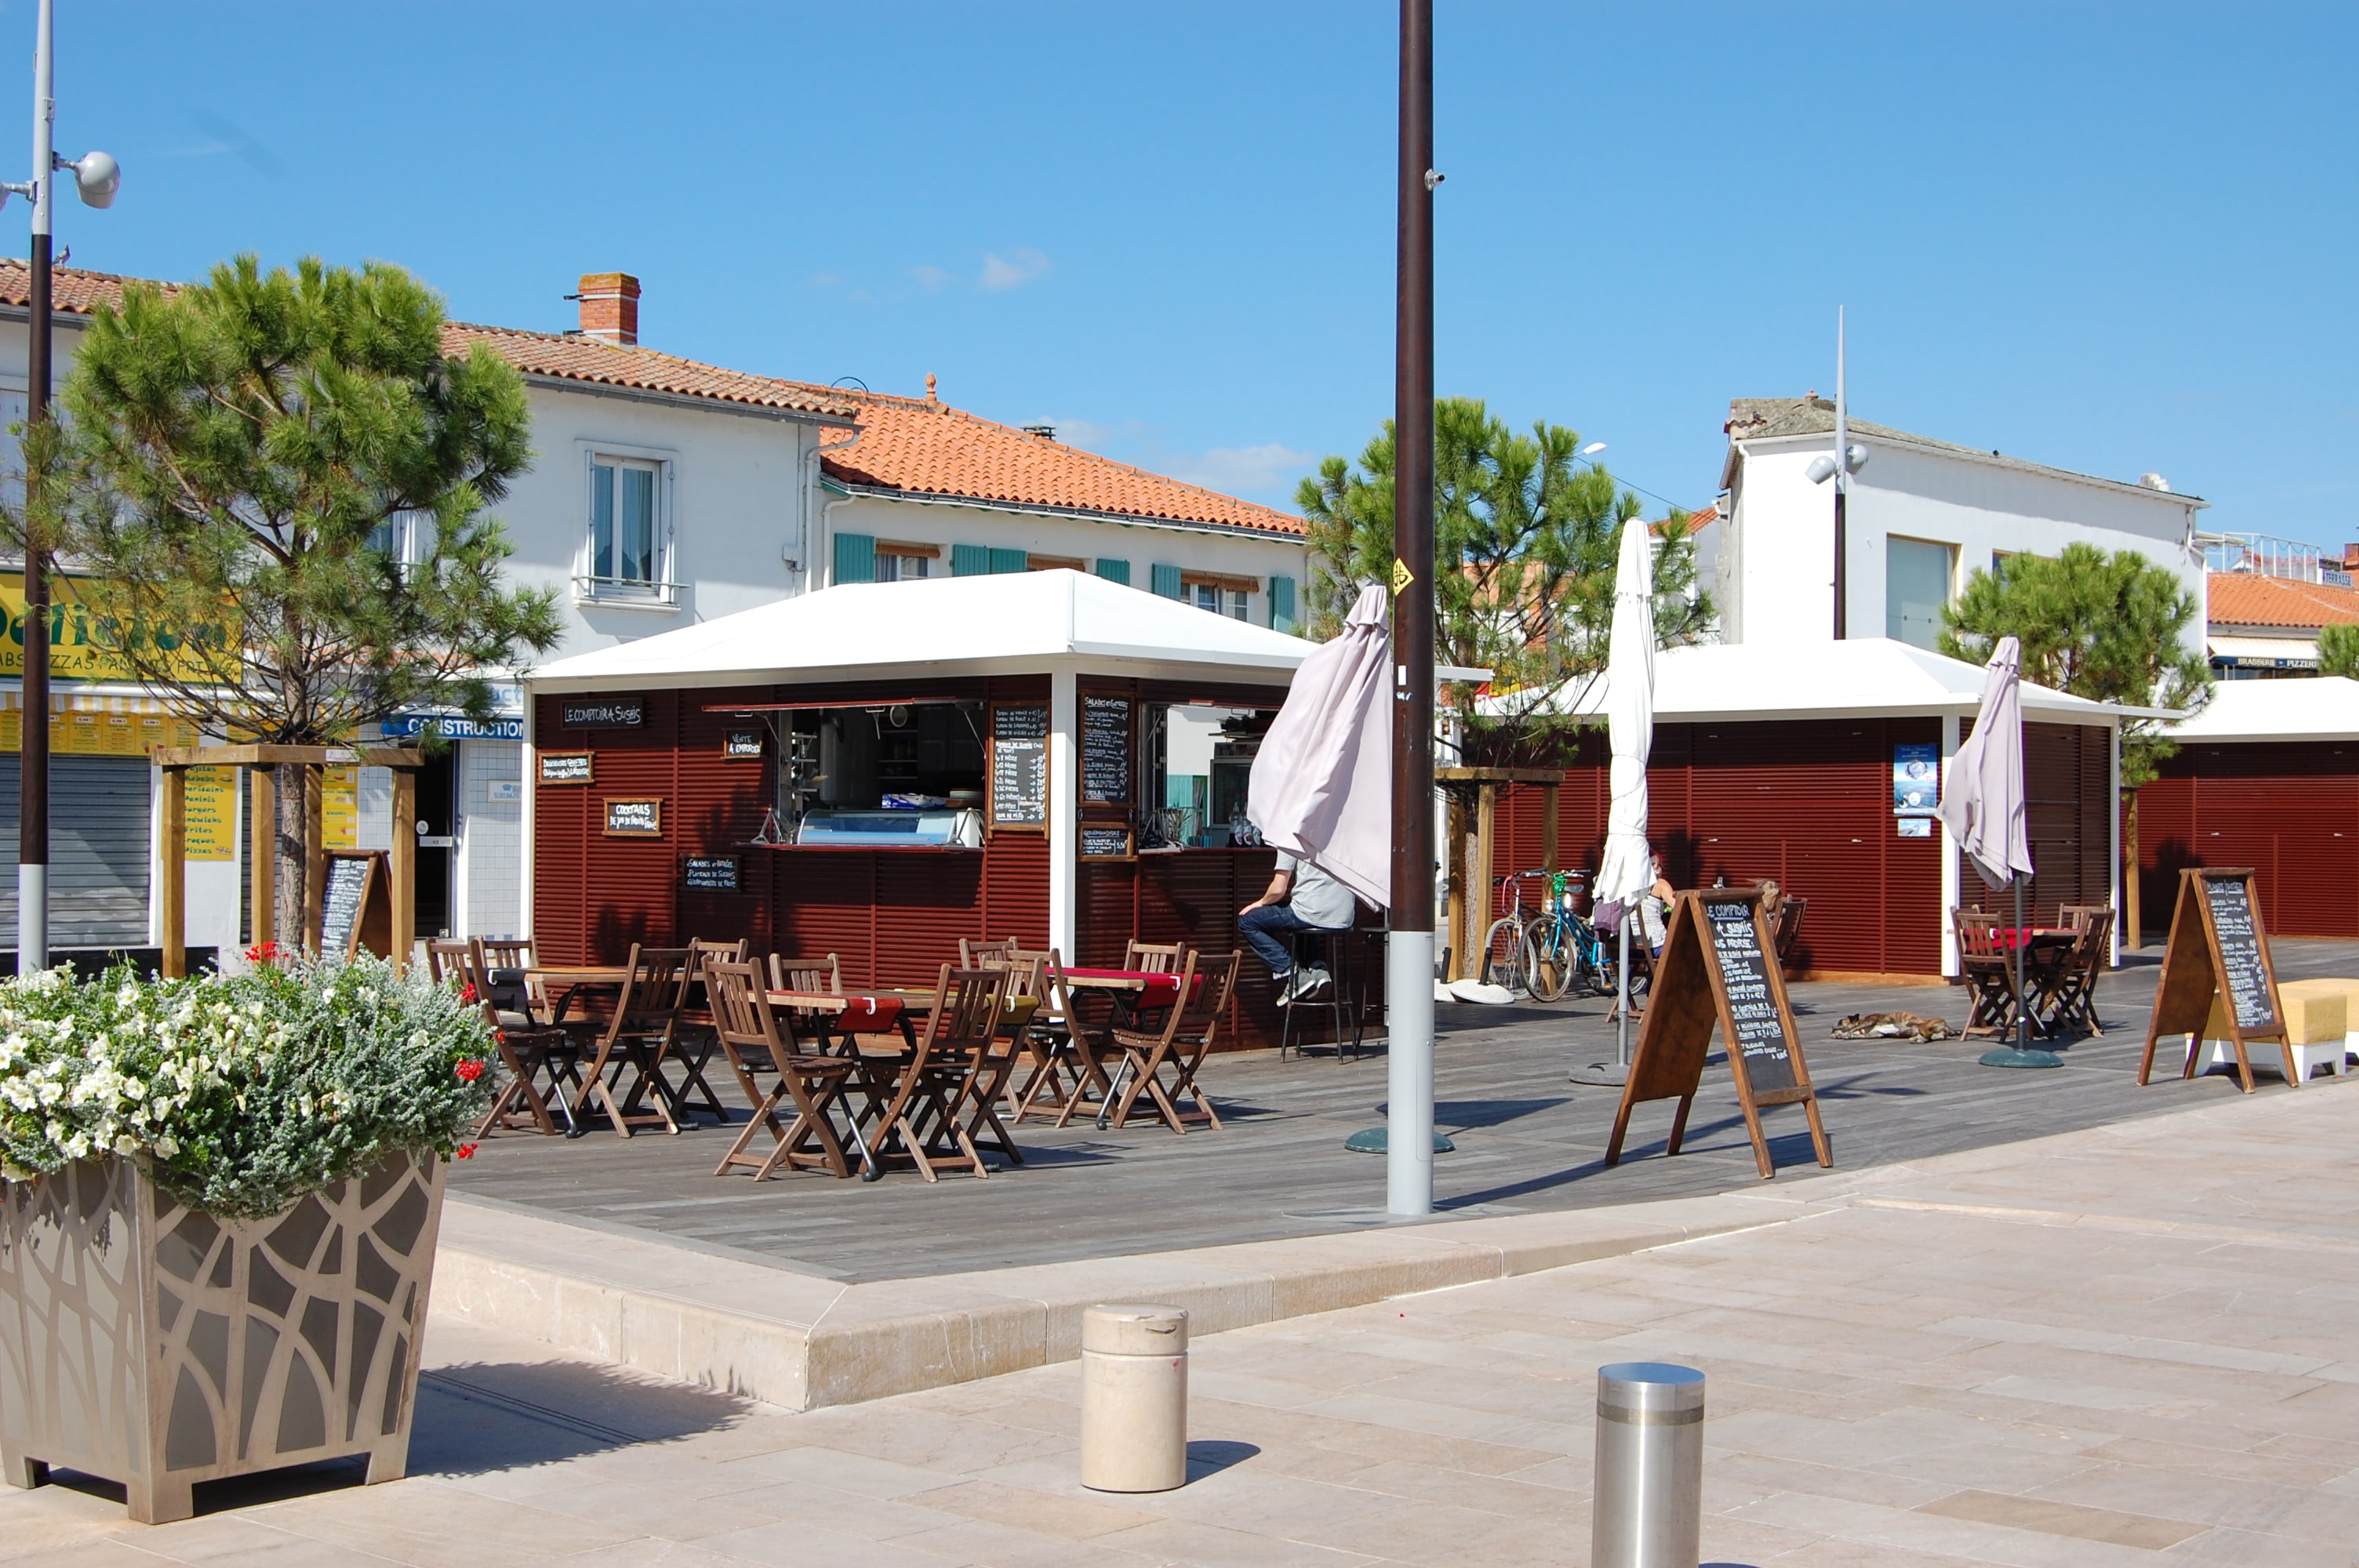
[1,0,118,975]
[1387,0,1437,1218]
[1806,307,1866,639]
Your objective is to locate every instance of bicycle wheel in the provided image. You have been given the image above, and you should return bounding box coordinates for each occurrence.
[1521,920,1572,1003]
[1479,916,1529,995]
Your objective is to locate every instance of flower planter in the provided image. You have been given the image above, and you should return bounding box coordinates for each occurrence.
[0,1149,447,1523]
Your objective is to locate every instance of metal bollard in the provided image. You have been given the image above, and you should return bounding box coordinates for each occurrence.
[1079,1303,1189,1493]
[1591,1361,1705,1568]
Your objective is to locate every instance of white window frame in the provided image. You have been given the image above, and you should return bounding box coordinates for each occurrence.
[876,540,937,583]
[573,439,681,608]
[369,506,434,568]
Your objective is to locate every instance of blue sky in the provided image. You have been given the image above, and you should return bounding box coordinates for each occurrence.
[25,2,2357,530]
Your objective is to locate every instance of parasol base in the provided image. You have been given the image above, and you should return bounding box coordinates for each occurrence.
[1345,1127,1455,1155]
[1570,1062,1630,1087]
[1979,1046,2064,1069]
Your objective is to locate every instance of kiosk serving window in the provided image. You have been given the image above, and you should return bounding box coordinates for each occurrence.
[746,700,987,848]
[1140,702,1273,848]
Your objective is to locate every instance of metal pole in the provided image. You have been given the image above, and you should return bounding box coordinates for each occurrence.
[1386,0,1436,1218]
[1831,306,1847,641]
[2015,873,2028,1054]
[1616,914,1630,1067]
[18,0,53,975]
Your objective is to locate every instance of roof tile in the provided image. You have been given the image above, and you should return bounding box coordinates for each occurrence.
[2207,572,2359,630]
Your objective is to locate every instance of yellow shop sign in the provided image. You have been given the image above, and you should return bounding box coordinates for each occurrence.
[0,572,229,683]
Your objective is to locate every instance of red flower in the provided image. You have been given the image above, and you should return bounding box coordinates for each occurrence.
[459,983,478,1004]
[456,1143,478,1160]
[243,941,284,963]
[455,1059,484,1083]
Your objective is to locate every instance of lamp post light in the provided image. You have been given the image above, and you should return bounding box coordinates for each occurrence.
[1805,307,1866,640]
[0,0,118,974]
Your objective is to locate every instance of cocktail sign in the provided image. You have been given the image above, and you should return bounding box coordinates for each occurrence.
[1606,887,1832,1180]
[2139,867,2292,1094]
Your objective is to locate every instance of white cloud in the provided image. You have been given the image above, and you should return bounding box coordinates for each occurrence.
[807,271,842,287]
[980,248,1051,291]
[906,264,951,293]
[1164,442,1319,502]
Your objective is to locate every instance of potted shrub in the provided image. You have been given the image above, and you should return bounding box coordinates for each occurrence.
[0,954,493,1522]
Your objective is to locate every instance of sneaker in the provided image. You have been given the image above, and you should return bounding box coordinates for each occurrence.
[1277,966,1329,1007]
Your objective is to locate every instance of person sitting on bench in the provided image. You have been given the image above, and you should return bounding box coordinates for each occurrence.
[1239,848,1355,1005]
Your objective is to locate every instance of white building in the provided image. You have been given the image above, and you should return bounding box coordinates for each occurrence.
[1714,396,2208,656]
[0,263,1307,960]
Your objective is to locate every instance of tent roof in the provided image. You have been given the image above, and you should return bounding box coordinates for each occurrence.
[527,569,1324,692]
[1547,637,2141,725]
[2165,676,2359,742]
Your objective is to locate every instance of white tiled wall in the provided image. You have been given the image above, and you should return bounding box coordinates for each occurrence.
[457,739,525,938]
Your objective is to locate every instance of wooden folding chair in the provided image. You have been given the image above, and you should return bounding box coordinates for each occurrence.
[1107,950,1239,1134]
[703,956,858,1180]
[453,939,576,1137]
[947,976,1039,1171]
[572,945,692,1137]
[1123,940,1187,975]
[1005,948,1088,1123]
[959,937,1022,968]
[863,965,1009,1182]
[1954,908,2023,1039]
[2048,909,2114,1038]
[1772,898,1808,965]
[424,938,474,985]
[668,937,747,1125]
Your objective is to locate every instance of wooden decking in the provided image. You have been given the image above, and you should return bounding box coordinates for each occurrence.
[447,938,2359,1283]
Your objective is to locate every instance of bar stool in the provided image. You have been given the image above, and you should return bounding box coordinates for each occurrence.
[1279,923,1362,1060]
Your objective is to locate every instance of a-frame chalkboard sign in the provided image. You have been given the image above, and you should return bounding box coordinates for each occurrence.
[319,850,393,961]
[1606,887,1833,1180]
[2137,866,2291,1094]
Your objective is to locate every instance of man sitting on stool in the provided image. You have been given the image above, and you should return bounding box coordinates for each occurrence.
[1239,848,1355,1005]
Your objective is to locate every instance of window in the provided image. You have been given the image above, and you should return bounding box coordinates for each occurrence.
[579,451,671,601]
[878,546,932,582]
[1189,579,1245,617]
[368,507,433,567]
[1885,536,1955,651]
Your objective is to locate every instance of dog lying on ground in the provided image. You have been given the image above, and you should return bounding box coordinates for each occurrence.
[1830,1011,1956,1042]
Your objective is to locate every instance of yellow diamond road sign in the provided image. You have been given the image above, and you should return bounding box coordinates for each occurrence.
[1390,557,1414,594]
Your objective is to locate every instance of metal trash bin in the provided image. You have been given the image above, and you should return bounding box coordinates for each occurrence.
[1079,1304,1189,1492]
[1592,1361,1704,1568]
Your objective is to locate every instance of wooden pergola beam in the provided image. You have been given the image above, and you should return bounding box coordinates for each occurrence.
[152,745,427,978]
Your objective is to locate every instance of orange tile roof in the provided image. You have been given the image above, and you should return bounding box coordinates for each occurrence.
[805,387,1305,537]
[2207,572,2359,630]
[0,261,857,420]
[0,261,1298,532]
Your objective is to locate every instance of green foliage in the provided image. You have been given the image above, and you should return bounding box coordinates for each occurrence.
[1938,543,2210,790]
[0,954,495,1219]
[1297,397,1714,763]
[36,254,562,744]
[2317,622,2359,681]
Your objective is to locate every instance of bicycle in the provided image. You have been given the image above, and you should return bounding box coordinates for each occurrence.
[1481,869,1611,1001]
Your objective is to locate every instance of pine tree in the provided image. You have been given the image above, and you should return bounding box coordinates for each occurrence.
[41,255,562,947]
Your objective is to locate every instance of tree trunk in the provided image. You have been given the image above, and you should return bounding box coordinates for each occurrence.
[2123,789,2142,951]
[272,764,309,951]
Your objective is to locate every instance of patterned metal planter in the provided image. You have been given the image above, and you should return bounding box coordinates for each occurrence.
[0,1151,446,1523]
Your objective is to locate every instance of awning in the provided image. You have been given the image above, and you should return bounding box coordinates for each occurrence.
[2208,633,2317,669]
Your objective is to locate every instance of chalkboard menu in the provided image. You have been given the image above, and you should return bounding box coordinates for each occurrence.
[319,851,390,961]
[604,798,663,837]
[1607,889,1830,1180]
[990,704,1049,829]
[683,855,740,891]
[1706,896,1799,1095]
[562,699,642,728]
[2139,867,2289,1094]
[540,751,594,784]
[1081,694,1133,805]
[2205,876,2275,1032]
[1079,824,1134,861]
[723,729,764,760]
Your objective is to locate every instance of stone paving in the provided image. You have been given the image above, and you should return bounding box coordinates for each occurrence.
[444,938,2359,1283]
[8,1051,2359,1565]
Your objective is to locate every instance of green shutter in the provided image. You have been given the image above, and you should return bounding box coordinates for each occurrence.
[1150,563,1183,600]
[832,531,876,585]
[1095,558,1131,586]
[951,543,990,577]
[1269,574,1296,630]
[989,547,1029,575]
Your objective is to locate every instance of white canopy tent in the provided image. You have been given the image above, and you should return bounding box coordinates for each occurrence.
[526,570,1483,967]
[2163,676,2359,742]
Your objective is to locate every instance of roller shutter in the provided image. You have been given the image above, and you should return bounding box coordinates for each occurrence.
[0,755,154,947]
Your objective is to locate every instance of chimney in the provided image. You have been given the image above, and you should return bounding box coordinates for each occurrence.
[576,272,640,347]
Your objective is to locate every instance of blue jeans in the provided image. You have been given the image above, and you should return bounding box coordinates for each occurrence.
[1240,903,1339,978]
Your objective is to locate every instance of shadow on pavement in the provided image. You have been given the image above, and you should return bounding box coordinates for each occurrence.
[410,1359,751,1476]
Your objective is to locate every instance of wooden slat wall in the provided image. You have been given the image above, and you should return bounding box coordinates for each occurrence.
[2136,739,2359,938]
[1492,716,2107,978]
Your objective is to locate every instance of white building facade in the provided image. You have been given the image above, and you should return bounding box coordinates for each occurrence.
[1715,397,2209,657]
